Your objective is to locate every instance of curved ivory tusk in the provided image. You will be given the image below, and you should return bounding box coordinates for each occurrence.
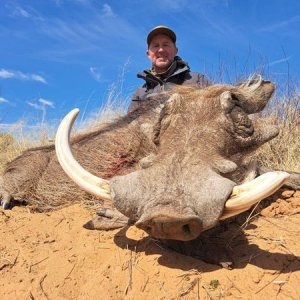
[219,171,290,220]
[55,108,112,200]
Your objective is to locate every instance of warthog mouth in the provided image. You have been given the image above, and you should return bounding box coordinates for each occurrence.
[55,109,290,227]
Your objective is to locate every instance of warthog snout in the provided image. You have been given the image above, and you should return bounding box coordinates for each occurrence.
[136,213,203,241]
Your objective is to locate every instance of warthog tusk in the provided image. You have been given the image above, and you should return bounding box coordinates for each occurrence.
[55,108,112,201]
[220,171,290,220]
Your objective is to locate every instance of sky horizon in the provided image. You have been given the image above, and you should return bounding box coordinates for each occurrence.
[1,0,300,134]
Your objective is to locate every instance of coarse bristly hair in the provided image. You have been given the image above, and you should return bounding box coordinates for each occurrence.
[1,79,298,213]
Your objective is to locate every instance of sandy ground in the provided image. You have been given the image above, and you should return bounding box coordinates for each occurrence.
[1,189,300,300]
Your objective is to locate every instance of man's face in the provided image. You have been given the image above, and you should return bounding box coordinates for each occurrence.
[147,34,178,73]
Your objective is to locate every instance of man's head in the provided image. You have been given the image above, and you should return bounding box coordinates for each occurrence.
[146,26,178,74]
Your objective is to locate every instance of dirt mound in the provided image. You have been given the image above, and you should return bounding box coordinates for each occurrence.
[260,190,300,217]
[1,190,300,299]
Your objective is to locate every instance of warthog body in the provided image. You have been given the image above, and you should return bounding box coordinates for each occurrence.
[1,78,299,241]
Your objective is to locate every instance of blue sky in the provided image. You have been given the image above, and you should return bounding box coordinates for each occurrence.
[1,0,300,130]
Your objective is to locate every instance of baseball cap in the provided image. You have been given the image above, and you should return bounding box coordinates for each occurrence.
[147,25,176,46]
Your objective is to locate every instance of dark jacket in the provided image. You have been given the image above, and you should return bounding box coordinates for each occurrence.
[128,56,209,112]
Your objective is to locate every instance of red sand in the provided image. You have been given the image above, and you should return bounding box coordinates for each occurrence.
[1,190,300,299]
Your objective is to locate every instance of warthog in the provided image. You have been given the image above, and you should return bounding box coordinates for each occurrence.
[1,77,299,241]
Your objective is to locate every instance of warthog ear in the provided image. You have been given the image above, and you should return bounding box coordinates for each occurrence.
[236,76,275,114]
[220,90,279,149]
[153,93,182,145]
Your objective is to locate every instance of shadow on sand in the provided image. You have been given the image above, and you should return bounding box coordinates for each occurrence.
[113,219,300,273]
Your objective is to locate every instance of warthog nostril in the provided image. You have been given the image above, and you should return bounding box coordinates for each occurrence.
[136,215,203,241]
[181,224,191,235]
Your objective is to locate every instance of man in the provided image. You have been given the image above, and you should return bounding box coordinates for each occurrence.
[128,25,209,112]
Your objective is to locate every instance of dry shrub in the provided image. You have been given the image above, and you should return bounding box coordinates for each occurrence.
[254,90,300,172]
[0,123,53,173]
[0,133,31,173]
[76,82,128,132]
[0,133,16,172]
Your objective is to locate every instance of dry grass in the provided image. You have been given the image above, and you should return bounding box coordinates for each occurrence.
[254,90,300,172]
[0,132,31,173]
[0,121,53,173]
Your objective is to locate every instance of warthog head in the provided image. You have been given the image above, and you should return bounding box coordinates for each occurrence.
[56,77,289,241]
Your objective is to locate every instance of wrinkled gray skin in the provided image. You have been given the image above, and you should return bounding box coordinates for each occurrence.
[107,79,282,241]
[1,78,300,242]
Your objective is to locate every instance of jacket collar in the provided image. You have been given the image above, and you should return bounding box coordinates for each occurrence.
[137,56,190,85]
